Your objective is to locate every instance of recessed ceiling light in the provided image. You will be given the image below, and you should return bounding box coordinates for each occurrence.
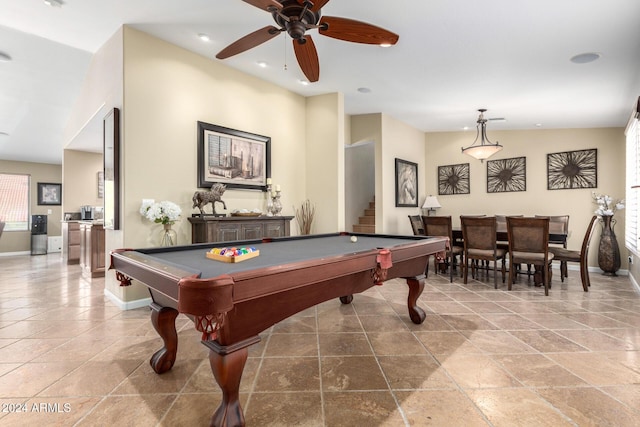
[298,79,309,86]
[257,61,268,68]
[570,52,601,64]
[43,0,64,7]
[379,43,392,48]
[357,87,371,93]
[198,33,210,42]
[0,52,11,62]
[535,123,543,127]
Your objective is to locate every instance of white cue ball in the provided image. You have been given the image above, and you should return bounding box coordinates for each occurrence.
[350,236,358,243]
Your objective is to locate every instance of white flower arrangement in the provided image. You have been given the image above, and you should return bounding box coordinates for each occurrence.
[140,200,182,225]
[592,192,624,217]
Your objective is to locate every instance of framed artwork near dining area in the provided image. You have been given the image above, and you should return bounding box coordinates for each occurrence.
[547,148,597,190]
[438,163,470,195]
[487,156,526,193]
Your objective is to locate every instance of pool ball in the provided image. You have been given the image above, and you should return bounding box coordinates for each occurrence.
[350,236,358,243]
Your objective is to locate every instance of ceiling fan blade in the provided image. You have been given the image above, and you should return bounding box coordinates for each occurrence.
[293,36,320,82]
[216,26,281,59]
[294,0,331,12]
[241,0,283,12]
[319,16,399,45]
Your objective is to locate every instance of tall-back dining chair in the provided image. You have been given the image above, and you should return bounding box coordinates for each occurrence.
[507,217,554,296]
[408,215,426,236]
[460,216,506,289]
[422,215,463,282]
[547,216,597,291]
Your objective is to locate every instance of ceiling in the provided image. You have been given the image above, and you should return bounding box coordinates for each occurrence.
[1,0,639,165]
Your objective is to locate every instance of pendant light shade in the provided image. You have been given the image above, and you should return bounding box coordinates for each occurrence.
[461,109,503,161]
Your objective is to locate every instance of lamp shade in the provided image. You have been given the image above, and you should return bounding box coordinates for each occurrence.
[461,109,503,161]
[422,195,441,210]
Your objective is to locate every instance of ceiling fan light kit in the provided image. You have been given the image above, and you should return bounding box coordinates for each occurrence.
[461,109,503,162]
[218,0,399,82]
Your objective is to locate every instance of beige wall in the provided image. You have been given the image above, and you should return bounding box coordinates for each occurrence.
[62,150,103,213]
[0,160,62,253]
[425,127,627,270]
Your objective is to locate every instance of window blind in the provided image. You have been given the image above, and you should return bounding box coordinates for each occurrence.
[625,97,640,255]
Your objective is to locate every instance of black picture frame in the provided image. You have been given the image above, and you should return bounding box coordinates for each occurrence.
[103,107,120,230]
[487,156,526,193]
[547,148,597,190]
[395,158,418,207]
[438,163,470,195]
[197,121,271,191]
[37,182,61,205]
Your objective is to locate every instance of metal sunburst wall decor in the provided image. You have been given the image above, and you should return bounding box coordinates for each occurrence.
[438,163,470,195]
[487,156,526,193]
[547,149,597,190]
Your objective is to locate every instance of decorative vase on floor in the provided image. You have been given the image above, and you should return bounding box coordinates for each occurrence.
[597,215,621,276]
[160,223,178,247]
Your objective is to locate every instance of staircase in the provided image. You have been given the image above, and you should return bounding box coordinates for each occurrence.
[352,199,375,233]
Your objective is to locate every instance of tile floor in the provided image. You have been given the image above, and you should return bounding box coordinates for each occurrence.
[0,253,639,426]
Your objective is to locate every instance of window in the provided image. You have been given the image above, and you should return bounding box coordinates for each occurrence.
[625,98,640,256]
[0,173,30,231]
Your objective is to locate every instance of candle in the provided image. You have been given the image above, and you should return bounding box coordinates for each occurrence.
[276,185,281,191]
[266,178,272,185]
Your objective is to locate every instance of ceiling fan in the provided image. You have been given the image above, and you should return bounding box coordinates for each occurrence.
[216,0,399,82]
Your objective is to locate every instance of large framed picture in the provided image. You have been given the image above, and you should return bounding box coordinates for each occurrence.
[197,122,271,191]
[37,182,61,205]
[547,148,597,190]
[438,163,470,195]
[487,156,526,193]
[395,158,418,207]
[103,107,120,230]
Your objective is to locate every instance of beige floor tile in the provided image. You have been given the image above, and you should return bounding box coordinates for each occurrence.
[414,331,482,356]
[0,361,83,397]
[323,391,406,427]
[494,353,587,387]
[600,384,640,413]
[396,389,490,426]
[318,332,372,356]
[264,333,319,357]
[378,355,457,390]
[367,331,428,356]
[555,328,635,351]
[112,358,201,394]
[460,330,536,354]
[547,352,640,385]
[245,392,323,426]
[439,353,521,389]
[467,388,574,426]
[508,329,589,353]
[440,314,500,330]
[254,358,320,392]
[38,360,142,396]
[321,356,387,391]
[536,386,640,427]
[76,394,177,427]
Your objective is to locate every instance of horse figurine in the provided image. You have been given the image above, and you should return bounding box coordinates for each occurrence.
[192,183,227,216]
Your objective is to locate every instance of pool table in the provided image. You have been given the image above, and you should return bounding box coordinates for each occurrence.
[110,232,447,427]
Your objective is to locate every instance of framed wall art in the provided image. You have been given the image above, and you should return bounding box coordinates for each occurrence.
[37,182,61,205]
[197,121,271,191]
[103,107,120,230]
[547,148,597,190]
[395,158,418,207]
[438,163,470,195]
[487,156,526,193]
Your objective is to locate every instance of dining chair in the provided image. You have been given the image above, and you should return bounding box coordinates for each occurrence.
[408,215,426,236]
[506,217,554,296]
[460,216,506,289]
[422,215,463,282]
[536,214,569,276]
[547,215,597,292]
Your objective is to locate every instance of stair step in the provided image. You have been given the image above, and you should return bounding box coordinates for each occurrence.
[353,224,375,233]
[369,201,375,209]
[364,208,375,217]
[359,216,375,225]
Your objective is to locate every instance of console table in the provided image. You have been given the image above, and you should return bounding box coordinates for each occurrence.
[188,215,294,243]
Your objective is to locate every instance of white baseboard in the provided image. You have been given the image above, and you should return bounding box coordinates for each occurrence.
[0,251,32,257]
[104,288,152,311]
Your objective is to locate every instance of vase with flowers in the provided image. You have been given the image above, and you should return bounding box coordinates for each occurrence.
[140,200,182,246]
[592,192,625,275]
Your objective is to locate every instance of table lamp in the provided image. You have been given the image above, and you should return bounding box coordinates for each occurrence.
[422,195,441,216]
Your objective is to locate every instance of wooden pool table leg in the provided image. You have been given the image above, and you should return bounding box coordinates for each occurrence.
[149,303,178,374]
[204,337,260,427]
[406,275,426,324]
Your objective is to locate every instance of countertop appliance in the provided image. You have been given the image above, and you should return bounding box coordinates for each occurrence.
[81,205,94,220]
